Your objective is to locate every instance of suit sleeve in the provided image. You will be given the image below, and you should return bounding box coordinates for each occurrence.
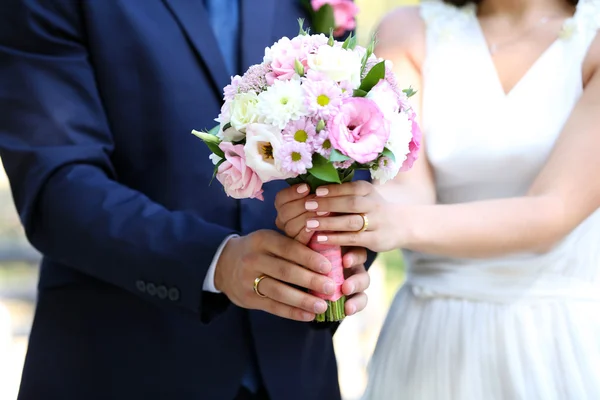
[0,0,235,318]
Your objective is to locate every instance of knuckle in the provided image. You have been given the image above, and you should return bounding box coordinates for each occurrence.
[241,252,259,267]
[299,295,313,312]
[277,263,291,282]
[348,197,361,212]
[308,273,323,291]
[291,308,306,321]
[348,216,363,230]
[348,234,359,245]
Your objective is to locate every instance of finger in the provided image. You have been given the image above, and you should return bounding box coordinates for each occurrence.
[294,227,314,246]
[342,265,370,296]
[257,277,329,314]
[305,195,371,214]
[266,234,333,275]
[275,184,310,209]
[305,214,370,234]
[314,180,373,198]
[345,293,368,316]
[312,232,374,250]
[342,247,368,268]
[258,253,337,296]
[279,197,313,226]
[283,212,313,238]
[256,297,316,322]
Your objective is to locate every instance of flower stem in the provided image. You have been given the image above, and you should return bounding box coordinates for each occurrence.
[316,296,346,322]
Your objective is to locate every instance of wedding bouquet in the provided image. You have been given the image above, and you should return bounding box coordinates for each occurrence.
[192,23,421,322]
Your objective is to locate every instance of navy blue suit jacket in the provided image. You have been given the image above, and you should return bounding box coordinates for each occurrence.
[0,1,373,399]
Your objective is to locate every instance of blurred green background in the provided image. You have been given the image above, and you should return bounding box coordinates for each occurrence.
[0,1,417,399]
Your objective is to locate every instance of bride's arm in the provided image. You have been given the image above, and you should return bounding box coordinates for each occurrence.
[371,7,436,206]
[310,38,600,257]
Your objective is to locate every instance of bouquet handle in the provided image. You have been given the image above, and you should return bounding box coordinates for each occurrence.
[308,234,346,322]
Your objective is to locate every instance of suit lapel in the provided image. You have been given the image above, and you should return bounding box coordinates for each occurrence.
[240,0,277,70]
[162,0,231,95]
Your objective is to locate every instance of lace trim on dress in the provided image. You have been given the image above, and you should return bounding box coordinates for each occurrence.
[419,0,475,41]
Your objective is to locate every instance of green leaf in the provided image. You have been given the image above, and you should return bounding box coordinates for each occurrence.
[328,28,335,46]
[381,147,396,163]
[297,18,308,36]
[329,149,351,163]
[305,174,331,192]
[313,4,336,36]
[341,33,358,51]
[360,35,376,75]
[353,89,368,98]
[341,169,355,183]
[359,61,385,93]
[402,87,418,98]
[210,158,227,185]
[206,141,225,159]
[308,154,341,184]
[207,124,220,136]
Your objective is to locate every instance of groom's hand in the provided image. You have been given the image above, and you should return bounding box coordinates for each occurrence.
[215,230,338,322]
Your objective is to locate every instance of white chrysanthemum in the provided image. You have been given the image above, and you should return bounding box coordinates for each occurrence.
[370,156,399,184]
[244,123,293,182]
[257,79,308,129]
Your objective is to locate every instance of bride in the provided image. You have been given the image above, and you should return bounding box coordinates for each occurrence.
[274,0,600,398]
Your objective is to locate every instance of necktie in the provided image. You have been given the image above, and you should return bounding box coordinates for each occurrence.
[204,0,240,76]
[203,5,261,393]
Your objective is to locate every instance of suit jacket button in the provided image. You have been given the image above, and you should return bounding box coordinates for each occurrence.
[136,280,146,293]
[146,283,157,296]
[157,286,168,299]
[168,288,180,302]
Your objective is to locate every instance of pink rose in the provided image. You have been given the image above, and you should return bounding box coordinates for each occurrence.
[400,111,422,172]
[328,97,390,164]
[216,142,264,200]
[311,0,359,37]
[265,35,328,84]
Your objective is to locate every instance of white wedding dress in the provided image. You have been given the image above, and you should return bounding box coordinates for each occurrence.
[362,1,600,399]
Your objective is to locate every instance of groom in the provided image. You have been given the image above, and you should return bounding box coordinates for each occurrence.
[0,0,374,399]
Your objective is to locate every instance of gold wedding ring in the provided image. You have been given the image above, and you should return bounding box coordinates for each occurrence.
[253,275,268,298]
[357,213,369,233]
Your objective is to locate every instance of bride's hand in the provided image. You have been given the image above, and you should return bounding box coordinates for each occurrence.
[276,181,401,252]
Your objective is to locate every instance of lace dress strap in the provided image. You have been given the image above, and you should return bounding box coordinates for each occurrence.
[561,0,600,58]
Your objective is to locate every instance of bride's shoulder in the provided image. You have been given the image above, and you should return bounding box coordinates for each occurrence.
[375,6,424,60]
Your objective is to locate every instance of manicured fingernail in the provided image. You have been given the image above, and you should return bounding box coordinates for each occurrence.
[316,187,329,197]
[297,184,309,194]
[306,220,319,229]
[347,304,357,315]
[319,262,331,274]
[345,256,354,268]
[305,228,312,233]
[316,211,329,216]
[317,235,328,243]
[314,301,328,314]
[324,281,336,294]
[347,283,356,295]
[302,312,315,321]
[305,201,318,210]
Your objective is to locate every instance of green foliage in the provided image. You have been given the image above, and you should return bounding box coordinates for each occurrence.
[359,61,385,93]
[308,153,341,184]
